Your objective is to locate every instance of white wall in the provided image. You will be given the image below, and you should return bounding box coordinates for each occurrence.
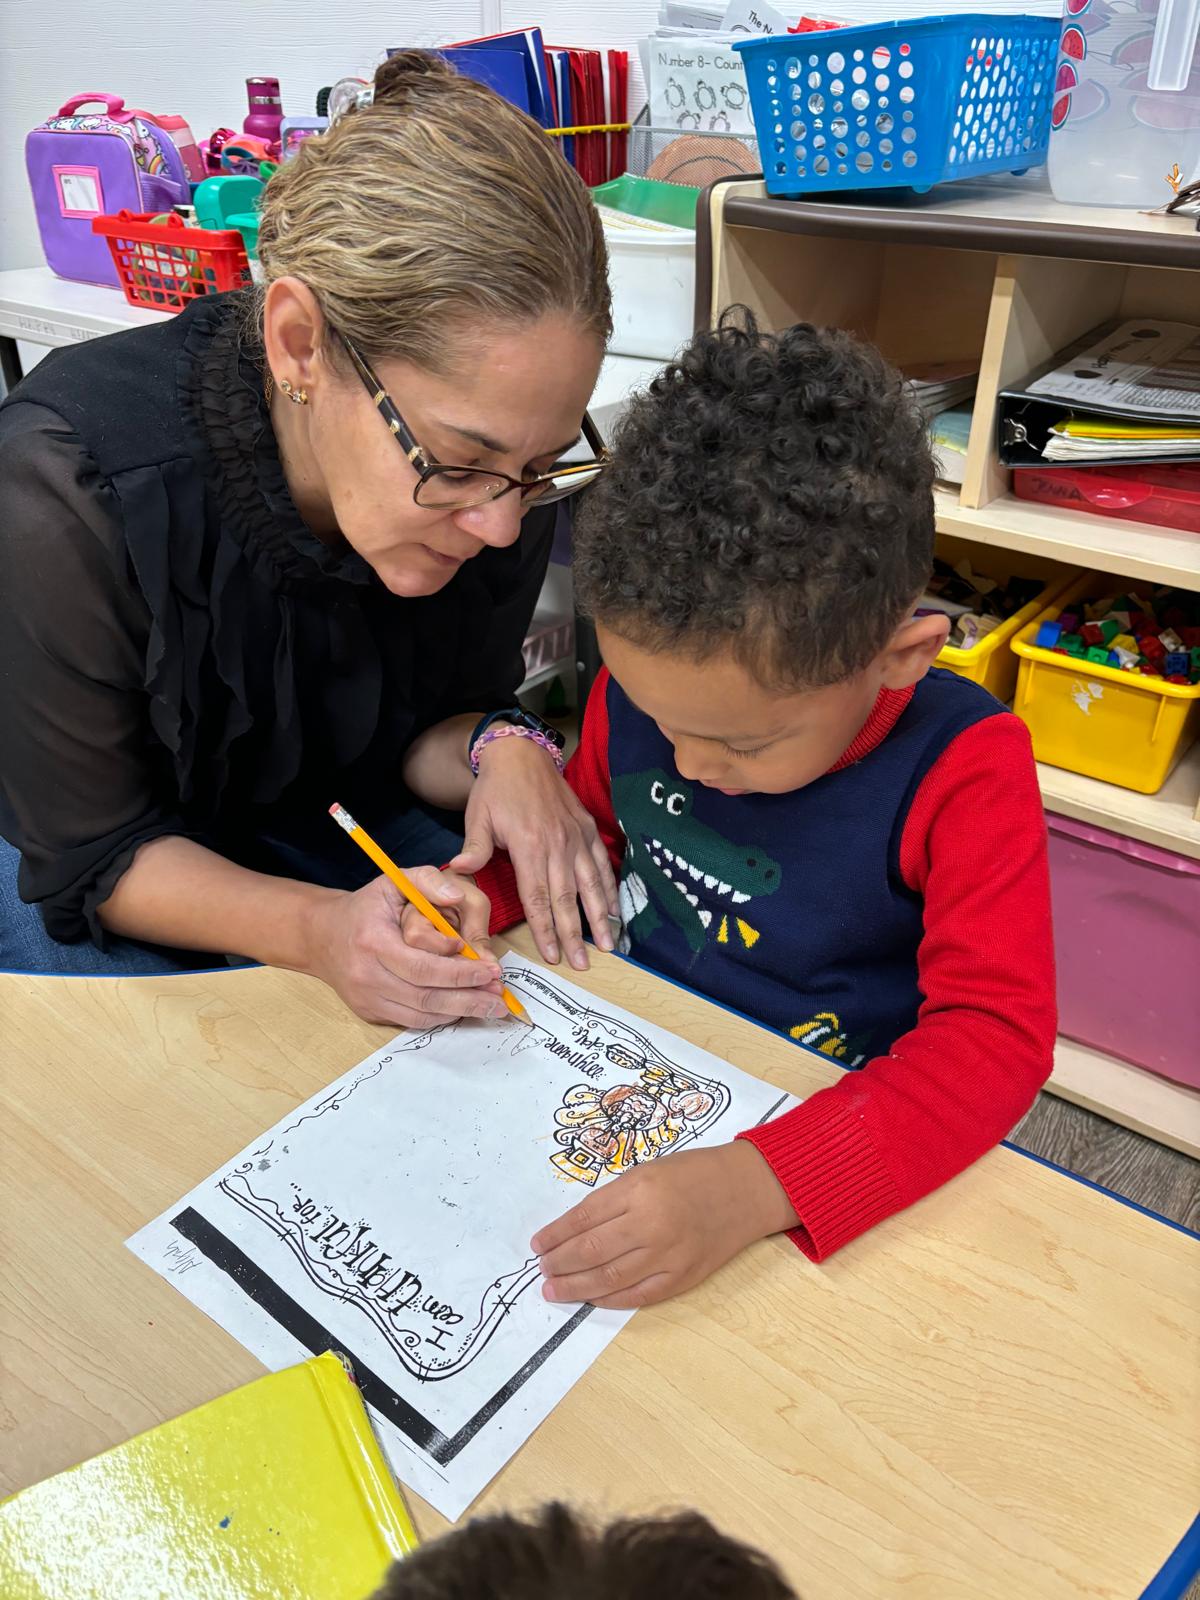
[0,0,659,272]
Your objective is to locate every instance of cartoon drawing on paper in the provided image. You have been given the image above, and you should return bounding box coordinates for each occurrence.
[550,1070,726,1186]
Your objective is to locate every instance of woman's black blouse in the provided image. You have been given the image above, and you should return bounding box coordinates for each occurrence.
[0,294,556,941]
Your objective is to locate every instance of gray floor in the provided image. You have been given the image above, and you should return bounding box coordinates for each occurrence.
[1008,1092,1200,1230]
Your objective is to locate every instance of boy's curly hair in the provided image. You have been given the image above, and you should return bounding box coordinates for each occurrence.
[573,308,936,690]
[373,1502,799,1600]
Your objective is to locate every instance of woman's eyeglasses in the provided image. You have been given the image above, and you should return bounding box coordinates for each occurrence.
[338,333,610,511]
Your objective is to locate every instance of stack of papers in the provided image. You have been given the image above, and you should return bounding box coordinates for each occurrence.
[930,403,973,486]
[759,1,1061,20]
[904,360,979,423]
[1027,320,1200,422]
[1044,420,1200,462]
[1026,319,1200,465]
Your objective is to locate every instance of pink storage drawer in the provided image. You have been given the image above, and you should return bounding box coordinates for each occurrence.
[1047,815,1200,1090]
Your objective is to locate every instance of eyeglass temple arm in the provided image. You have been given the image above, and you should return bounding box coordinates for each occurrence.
[580,410,609,457]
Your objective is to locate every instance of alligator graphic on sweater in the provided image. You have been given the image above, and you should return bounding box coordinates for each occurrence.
[612,769,782,955]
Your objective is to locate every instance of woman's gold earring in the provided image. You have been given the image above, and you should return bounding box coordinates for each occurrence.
[279,378,309,405]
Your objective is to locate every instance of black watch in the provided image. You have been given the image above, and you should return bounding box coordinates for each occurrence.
[468,706,565,771]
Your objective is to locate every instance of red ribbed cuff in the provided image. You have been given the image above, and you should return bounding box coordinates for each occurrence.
[474,853,525,936]
[737,1093,902,1263]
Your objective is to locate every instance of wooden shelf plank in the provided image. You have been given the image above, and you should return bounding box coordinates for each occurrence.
[1038,743,1200,862]
[935,487,1200,589]
[1049,1037,1200,1160]
[721,180,1200,269]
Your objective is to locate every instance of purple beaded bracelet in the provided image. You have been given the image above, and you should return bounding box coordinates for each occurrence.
[469,724,565,776]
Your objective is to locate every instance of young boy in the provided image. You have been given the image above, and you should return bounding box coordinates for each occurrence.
[412,312,1056,1308]
[372,1502,798,1598]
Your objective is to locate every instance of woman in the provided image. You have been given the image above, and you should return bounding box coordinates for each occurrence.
[0,52,617,1025]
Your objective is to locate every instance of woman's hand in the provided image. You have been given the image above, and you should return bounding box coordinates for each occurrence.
[301,868,509,1029]
[450,735,618,971]
[530,1142,798,1310]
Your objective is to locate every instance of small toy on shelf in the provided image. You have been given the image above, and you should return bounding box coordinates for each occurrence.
[220,135,275,174]
[199,127,236,174]
[914,555,1044,651]
[279,116,328,159]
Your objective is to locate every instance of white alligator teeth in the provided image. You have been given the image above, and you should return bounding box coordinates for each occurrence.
[688,864,703,881]
[685,893,698,906]
[652,838,661,849]
[663,847,675,862]
[652,854,662,867]
[673,880,687,894]
[664,869,673,880]
[704,874,717,889]
[698,909,713,928]
[732,890,751,904]
[718,881,731,896]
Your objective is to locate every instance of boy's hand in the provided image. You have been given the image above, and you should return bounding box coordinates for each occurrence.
[531,1141,798,1310]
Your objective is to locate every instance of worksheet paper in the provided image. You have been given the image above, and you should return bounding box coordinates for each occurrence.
[128,957,795,1520]
[1027,320,1200,422]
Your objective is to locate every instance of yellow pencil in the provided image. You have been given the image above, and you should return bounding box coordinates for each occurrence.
[329,803,529,1024]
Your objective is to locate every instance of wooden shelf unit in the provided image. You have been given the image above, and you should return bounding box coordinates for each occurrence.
[697,178,1200,1140]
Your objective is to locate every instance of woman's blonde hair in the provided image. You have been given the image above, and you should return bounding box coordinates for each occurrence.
[256,50,611,371]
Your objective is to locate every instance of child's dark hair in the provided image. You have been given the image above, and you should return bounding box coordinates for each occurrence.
[372,1502,799,1600]
[573,308,936,690]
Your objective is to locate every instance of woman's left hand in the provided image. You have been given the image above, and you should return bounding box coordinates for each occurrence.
[450,734,618,970]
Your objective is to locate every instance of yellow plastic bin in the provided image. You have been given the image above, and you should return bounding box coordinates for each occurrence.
[1011,574,1200,795]
[932,536,1079,705]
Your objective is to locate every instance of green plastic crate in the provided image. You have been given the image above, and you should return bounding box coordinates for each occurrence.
[592,174,698,231]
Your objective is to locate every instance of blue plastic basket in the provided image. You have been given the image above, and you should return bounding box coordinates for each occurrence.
[735,14,1060,197]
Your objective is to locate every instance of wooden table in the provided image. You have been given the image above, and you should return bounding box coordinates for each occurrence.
[2,932,1197,1598]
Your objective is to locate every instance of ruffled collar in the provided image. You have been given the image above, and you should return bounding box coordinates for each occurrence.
[178,294,374,589]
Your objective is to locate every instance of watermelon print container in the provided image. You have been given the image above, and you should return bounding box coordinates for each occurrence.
[735,14,1059,196]
[1048,0,1200,206]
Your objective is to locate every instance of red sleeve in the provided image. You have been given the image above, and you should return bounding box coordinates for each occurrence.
[474,668,624,934]
[738,713,1056,1263]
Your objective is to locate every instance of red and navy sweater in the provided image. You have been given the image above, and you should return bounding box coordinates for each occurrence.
[478,665,1056,1263]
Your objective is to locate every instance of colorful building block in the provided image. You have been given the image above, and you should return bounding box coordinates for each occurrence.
[1159,629,1183,652]
[1111,633,1137,654]
[1062,633,1085,656]
[1085,646,1110,665]
[1035,621,1062,650]
[1081,622,1104,646]
[1164,652,1189,677]
[1057,611,1080,634]
[1112,646,1139,670]
[1098,619,1120,645]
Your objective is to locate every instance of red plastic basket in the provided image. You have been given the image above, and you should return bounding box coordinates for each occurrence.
[92,210,251,313]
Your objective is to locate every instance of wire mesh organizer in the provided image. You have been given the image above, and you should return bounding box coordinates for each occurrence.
[626,111,761,189]
[735,14,1060,197]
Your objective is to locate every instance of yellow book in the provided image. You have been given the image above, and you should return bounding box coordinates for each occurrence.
[0,1353,418,1600]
